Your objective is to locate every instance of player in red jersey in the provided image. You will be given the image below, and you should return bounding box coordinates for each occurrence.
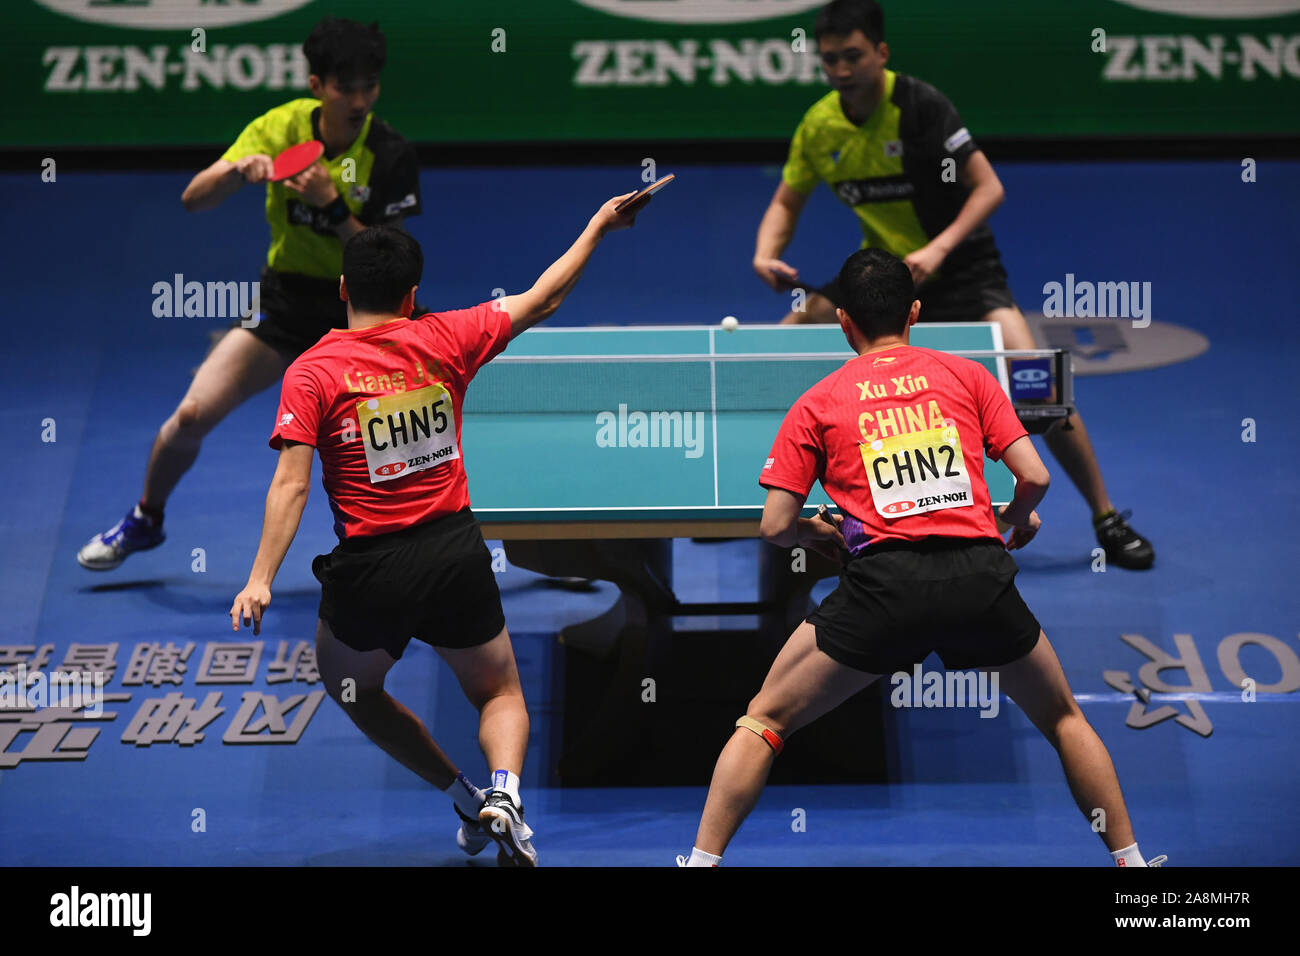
[679,248,1162,868]
[229,195,643,866]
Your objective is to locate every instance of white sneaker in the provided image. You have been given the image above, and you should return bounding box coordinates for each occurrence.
[478,789,538,867]
[455,805,491,857]
[77,507,165,571]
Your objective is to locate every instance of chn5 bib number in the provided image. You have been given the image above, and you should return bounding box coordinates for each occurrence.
[358,385,457,483]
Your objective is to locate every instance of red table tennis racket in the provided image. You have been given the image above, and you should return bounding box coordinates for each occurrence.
[270,140,325,182]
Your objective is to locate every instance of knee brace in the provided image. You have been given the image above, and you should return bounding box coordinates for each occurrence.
[736,715,784,755]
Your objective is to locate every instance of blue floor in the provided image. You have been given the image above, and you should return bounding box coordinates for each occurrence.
[2,160,1298,865]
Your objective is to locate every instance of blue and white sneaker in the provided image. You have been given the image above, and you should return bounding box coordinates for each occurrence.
[479,789,538,867]
[77,507,165,570]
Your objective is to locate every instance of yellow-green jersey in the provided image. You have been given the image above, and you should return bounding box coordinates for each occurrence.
[222,98,421,279]
[783,70,999,272]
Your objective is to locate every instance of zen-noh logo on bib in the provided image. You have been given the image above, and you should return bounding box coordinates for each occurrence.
[35,0,315,29]
[882,500,917,515]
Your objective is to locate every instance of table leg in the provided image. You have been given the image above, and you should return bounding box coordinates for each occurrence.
[503,539,674,657]
[503,539,676,783]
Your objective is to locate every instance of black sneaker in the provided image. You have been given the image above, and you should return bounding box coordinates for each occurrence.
[1094,510,1154,570]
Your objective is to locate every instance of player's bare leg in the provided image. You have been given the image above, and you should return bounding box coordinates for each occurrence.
[437,626,537,865]
[982,632,1136,852]
[78,327,291,570]
[141,327,289,510]
[435,627,529,774]
[778,291,839,325]
[315,617,459,788]
[692,621,878,858]
[985,306,1114,516]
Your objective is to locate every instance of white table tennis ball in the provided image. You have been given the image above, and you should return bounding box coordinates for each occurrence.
[721,315,739,331]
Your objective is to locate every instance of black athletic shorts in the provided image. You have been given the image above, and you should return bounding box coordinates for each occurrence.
[808,537,1040,674]
[240,266,428,361]
[311,508,505,659]
[815,252,1016,324]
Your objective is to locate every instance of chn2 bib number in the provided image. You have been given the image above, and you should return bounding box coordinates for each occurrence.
[358,385,457,484]
[860,423,973,519]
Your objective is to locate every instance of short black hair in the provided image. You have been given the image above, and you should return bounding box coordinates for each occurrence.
[303,17,386,84]
[838,248,914,339]
[343,227,422,315]
[814,0,885,45]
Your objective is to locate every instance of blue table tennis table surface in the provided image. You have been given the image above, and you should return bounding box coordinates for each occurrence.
[462,324,1012,531]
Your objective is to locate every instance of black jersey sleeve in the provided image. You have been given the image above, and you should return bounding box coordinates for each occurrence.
[901,76,980,169]
[359,121,422,225]
[895,73,1000,265]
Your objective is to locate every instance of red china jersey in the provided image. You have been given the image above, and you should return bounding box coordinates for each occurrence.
[269,302,511,539]
[760,344,1027,548]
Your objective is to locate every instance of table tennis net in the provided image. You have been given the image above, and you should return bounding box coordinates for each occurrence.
[466,355,872,414]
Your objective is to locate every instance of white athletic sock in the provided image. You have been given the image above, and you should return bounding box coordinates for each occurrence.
[686,847,722,867]
[444,771,484,818]
[490,769,522,806]
[1111,842,1147,867]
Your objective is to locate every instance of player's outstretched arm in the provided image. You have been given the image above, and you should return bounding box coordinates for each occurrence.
[997,436,1050,549]
[753,181,810,292]
[182,155,274,212]
[498,193,644,338]
[230,441,313,634]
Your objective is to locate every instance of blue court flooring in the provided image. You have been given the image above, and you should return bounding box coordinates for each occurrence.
[1,159,1298,865]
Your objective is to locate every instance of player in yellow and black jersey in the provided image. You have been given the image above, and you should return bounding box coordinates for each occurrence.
[755,0,1154,570]
[78,18,427,569]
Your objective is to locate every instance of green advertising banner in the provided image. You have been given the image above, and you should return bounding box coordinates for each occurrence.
[3,0,1299,148]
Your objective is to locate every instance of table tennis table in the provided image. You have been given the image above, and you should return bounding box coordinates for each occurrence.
[463,322,1055,538]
